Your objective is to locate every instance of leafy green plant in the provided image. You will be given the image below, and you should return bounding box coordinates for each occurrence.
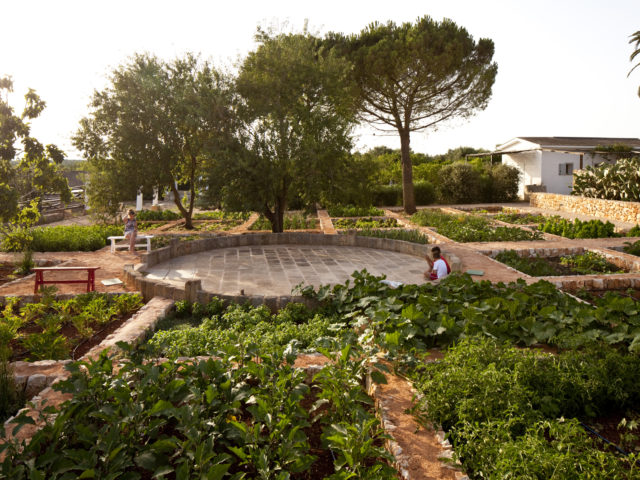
[495,250,561,276]
[0,359,24,423]
[334,217,399,229]
[494,211,547,224]
[136,209,181,221]
[559,251,623,275]
[412,209,543,242]
[624,239,640,256]
[626,224,640,237]
[349,228,431,244]
[12,250,34,276]
[249,214,319,231]
[572,157,640,201]
[540,216,617,239]
[4,224,123,252]
[193,211,250,221]
[327,205,384,217]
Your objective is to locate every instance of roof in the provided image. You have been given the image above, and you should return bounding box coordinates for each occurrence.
[516,137,640,148]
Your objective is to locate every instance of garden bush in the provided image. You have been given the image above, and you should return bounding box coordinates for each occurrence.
[135,209,181,221]
[413,180,437,205]
[371,184,402,207]
[2,225,122,252]
[437,162,483,204]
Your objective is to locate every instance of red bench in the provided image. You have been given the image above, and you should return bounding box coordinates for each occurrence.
[33,267,100,294]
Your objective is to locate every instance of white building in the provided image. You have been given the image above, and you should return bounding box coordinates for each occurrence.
[492,137,640,198]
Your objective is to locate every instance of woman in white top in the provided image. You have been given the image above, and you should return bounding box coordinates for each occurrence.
[424,246,450,281]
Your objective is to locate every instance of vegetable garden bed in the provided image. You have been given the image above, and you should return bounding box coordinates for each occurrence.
[333,217,399,230]
[249,214,319,231]
[2,292,143,362]
[494,249,627,276]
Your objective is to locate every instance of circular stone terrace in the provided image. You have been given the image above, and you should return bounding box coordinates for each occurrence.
[132,233,449,300]
[143,244,426,296]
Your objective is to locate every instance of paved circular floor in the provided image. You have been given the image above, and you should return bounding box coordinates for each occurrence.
[143,245,428,296]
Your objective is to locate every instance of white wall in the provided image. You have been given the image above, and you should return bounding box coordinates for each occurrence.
[503,151,541,198]
[540,152,579,195]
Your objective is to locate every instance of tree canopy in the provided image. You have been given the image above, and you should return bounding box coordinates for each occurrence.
[0,77,70,223]
[329,16,497,213]
[73,54,233,227]
[211,32,356,232]
[630,30,640,96]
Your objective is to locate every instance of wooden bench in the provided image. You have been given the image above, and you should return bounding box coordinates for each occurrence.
[33,267,100,294]
[108,235,154,253]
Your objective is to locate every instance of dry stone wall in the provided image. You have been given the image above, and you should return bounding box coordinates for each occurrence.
[530,193,640,225]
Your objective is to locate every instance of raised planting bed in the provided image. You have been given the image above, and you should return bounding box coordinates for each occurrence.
[492,211,548,225]
[193,211,250,221]
[326,205,384,217]
[166,220,243,233]
[1,225,124,253]
[1,345,396,478]
[333,217,399,229]
[411,209,543,242]
[145,299,350,357]
[1,292,143,362]
[456,206,505,214]
[249,214,319,231]
[493,249,628,276]
[339,228,431,244]
[537,216,638,239]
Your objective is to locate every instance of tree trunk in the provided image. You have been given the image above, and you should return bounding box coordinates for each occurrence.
[170,182,193,229]
[400,130,416,214]
[264,198,285,233]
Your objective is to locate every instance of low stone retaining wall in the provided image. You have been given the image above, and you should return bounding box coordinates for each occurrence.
[530,193,640,225]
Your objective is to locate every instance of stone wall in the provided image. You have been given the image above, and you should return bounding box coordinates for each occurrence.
[530,193,640,225]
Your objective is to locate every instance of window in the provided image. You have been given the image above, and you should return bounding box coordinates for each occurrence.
[558,163,574,175]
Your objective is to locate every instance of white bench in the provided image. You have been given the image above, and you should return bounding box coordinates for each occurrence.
[108,235,154,253]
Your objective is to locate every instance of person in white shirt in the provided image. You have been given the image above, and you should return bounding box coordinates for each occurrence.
[424,246,451,281]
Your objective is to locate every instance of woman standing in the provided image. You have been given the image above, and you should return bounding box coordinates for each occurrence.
[123,209,138,253]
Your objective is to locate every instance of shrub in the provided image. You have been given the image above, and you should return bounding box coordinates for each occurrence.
[437,162,483,204]
[371,184,402,207]
[484,163,520,202]
[624,240,640,256]
[2,225,122,252]
[413,180,437,205]
[136,209,181,221]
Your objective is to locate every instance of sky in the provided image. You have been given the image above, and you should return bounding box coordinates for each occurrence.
[2,0,639,159]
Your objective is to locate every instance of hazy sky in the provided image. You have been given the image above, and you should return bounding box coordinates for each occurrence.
[2,0,639,158]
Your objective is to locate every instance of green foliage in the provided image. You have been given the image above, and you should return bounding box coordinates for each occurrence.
[350,228,431,244]
[494,211,547,224]
[540,216,617,239]
[0,77,71,224]
[302,270,640,353]
[135,209,181,221]
[13,251,34,276]
[249,214,318,231]
[331,16,497,212]
[627,224,640,237]
[1,293,142,360]
[333,217,398,229]
[409,339,640,478]
[437,162,483,204]
[559,251,623,275]
[192,211,249,221]
[0,359,24,423]
[327,205,384,217]
[215,32,356,232]
[495,250,561,276]
[4,224,122,252]
[572,157,640,201]
[147,302,348,357]
[413,180,437,205]
[412,209,543,242]
[0,340,391,478]
[496,250,623,276]
[624,239,640,256]
[371,184,402,207]
[74,54,233,227]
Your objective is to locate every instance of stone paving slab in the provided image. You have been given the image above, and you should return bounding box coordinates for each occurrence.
[143,245,428,296]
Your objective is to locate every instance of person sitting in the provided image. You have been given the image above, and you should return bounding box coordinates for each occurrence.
[123,209,138,253]
[424,246,451,281]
